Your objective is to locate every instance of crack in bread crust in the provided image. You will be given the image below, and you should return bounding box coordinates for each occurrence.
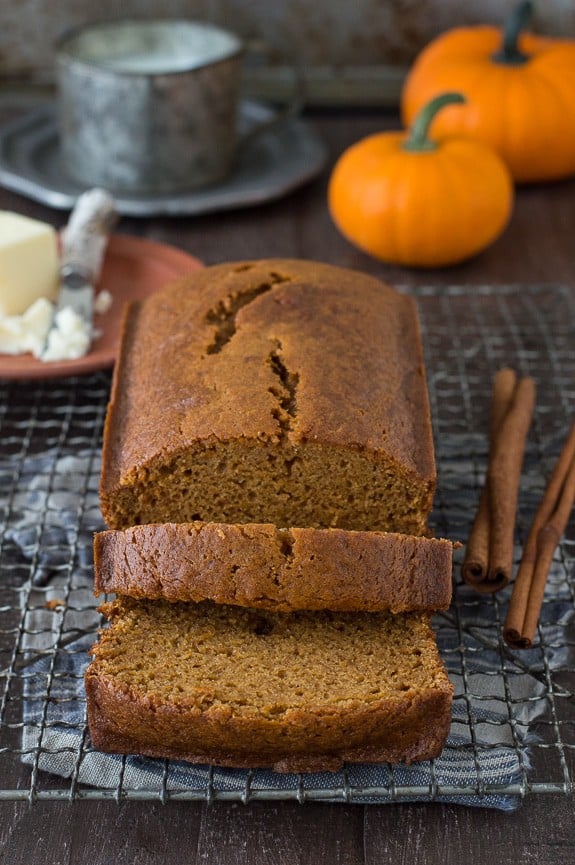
[204,272,290,355]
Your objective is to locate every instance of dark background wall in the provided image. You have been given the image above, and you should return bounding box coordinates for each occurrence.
[1,1,574,104]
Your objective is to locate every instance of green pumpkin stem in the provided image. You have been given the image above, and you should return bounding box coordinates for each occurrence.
[493,0,533,65]
[403,92,466,152]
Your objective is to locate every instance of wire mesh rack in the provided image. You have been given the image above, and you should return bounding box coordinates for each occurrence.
[0,283,573,805]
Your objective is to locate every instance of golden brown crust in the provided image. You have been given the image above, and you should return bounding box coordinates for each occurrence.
[94,522,453,612]
[99,259,436,533]
[85,599,453,771]
[86,675,453,772]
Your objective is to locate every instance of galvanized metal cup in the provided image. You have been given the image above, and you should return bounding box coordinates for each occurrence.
[56,20,244,193]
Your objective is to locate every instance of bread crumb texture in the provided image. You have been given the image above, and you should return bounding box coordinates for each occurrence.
[86,599,453,771]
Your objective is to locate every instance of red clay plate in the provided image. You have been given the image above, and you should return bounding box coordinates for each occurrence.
[0,234,203,379]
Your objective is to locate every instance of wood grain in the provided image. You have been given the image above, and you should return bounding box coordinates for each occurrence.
[363,798,575,865]
[2,797,575,865]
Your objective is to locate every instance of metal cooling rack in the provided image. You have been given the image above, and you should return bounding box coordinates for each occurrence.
[0,283,574,804]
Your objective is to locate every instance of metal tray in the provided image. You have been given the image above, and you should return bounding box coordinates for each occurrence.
[0,101,327,216]
[0,283,573,805]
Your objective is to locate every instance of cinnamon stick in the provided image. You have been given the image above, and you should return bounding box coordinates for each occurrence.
[462,368,517,589]
[487,375,536,589]
[462,369,536,592]
[504,422,575,648]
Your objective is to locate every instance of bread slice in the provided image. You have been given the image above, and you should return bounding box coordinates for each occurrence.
[85,598,453,772]
[94,522,453,613]
[99,259,436,535]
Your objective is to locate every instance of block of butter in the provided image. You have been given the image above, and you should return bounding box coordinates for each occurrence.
[0,211,59,317]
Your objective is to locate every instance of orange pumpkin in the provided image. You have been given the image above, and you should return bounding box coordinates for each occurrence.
[328,93,514,268]
[401,1,575,183]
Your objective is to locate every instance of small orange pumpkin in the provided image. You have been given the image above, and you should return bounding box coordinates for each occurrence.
[401,1,575,183]
[328,92,513,268]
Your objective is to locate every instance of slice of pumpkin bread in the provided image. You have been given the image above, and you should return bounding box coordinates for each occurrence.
[94,521,453,613]
[86,598,453,772]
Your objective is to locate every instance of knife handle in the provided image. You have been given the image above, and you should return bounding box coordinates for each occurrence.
[60,188,118,282]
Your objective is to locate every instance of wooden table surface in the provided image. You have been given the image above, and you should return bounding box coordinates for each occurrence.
[1,107,575,864]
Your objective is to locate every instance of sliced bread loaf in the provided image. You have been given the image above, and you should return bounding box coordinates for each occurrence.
[94,521,453,612]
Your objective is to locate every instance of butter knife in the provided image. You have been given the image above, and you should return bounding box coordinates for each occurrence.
[43,188,117,358]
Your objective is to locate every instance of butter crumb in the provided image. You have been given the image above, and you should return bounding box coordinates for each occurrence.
[42,307,91,361]
[94,289,113,315]
[0,298,53,357]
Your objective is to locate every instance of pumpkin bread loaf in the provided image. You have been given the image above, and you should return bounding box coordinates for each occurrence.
[99,259,435,534]
[94,521,453,613]
[86,598,453,772]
